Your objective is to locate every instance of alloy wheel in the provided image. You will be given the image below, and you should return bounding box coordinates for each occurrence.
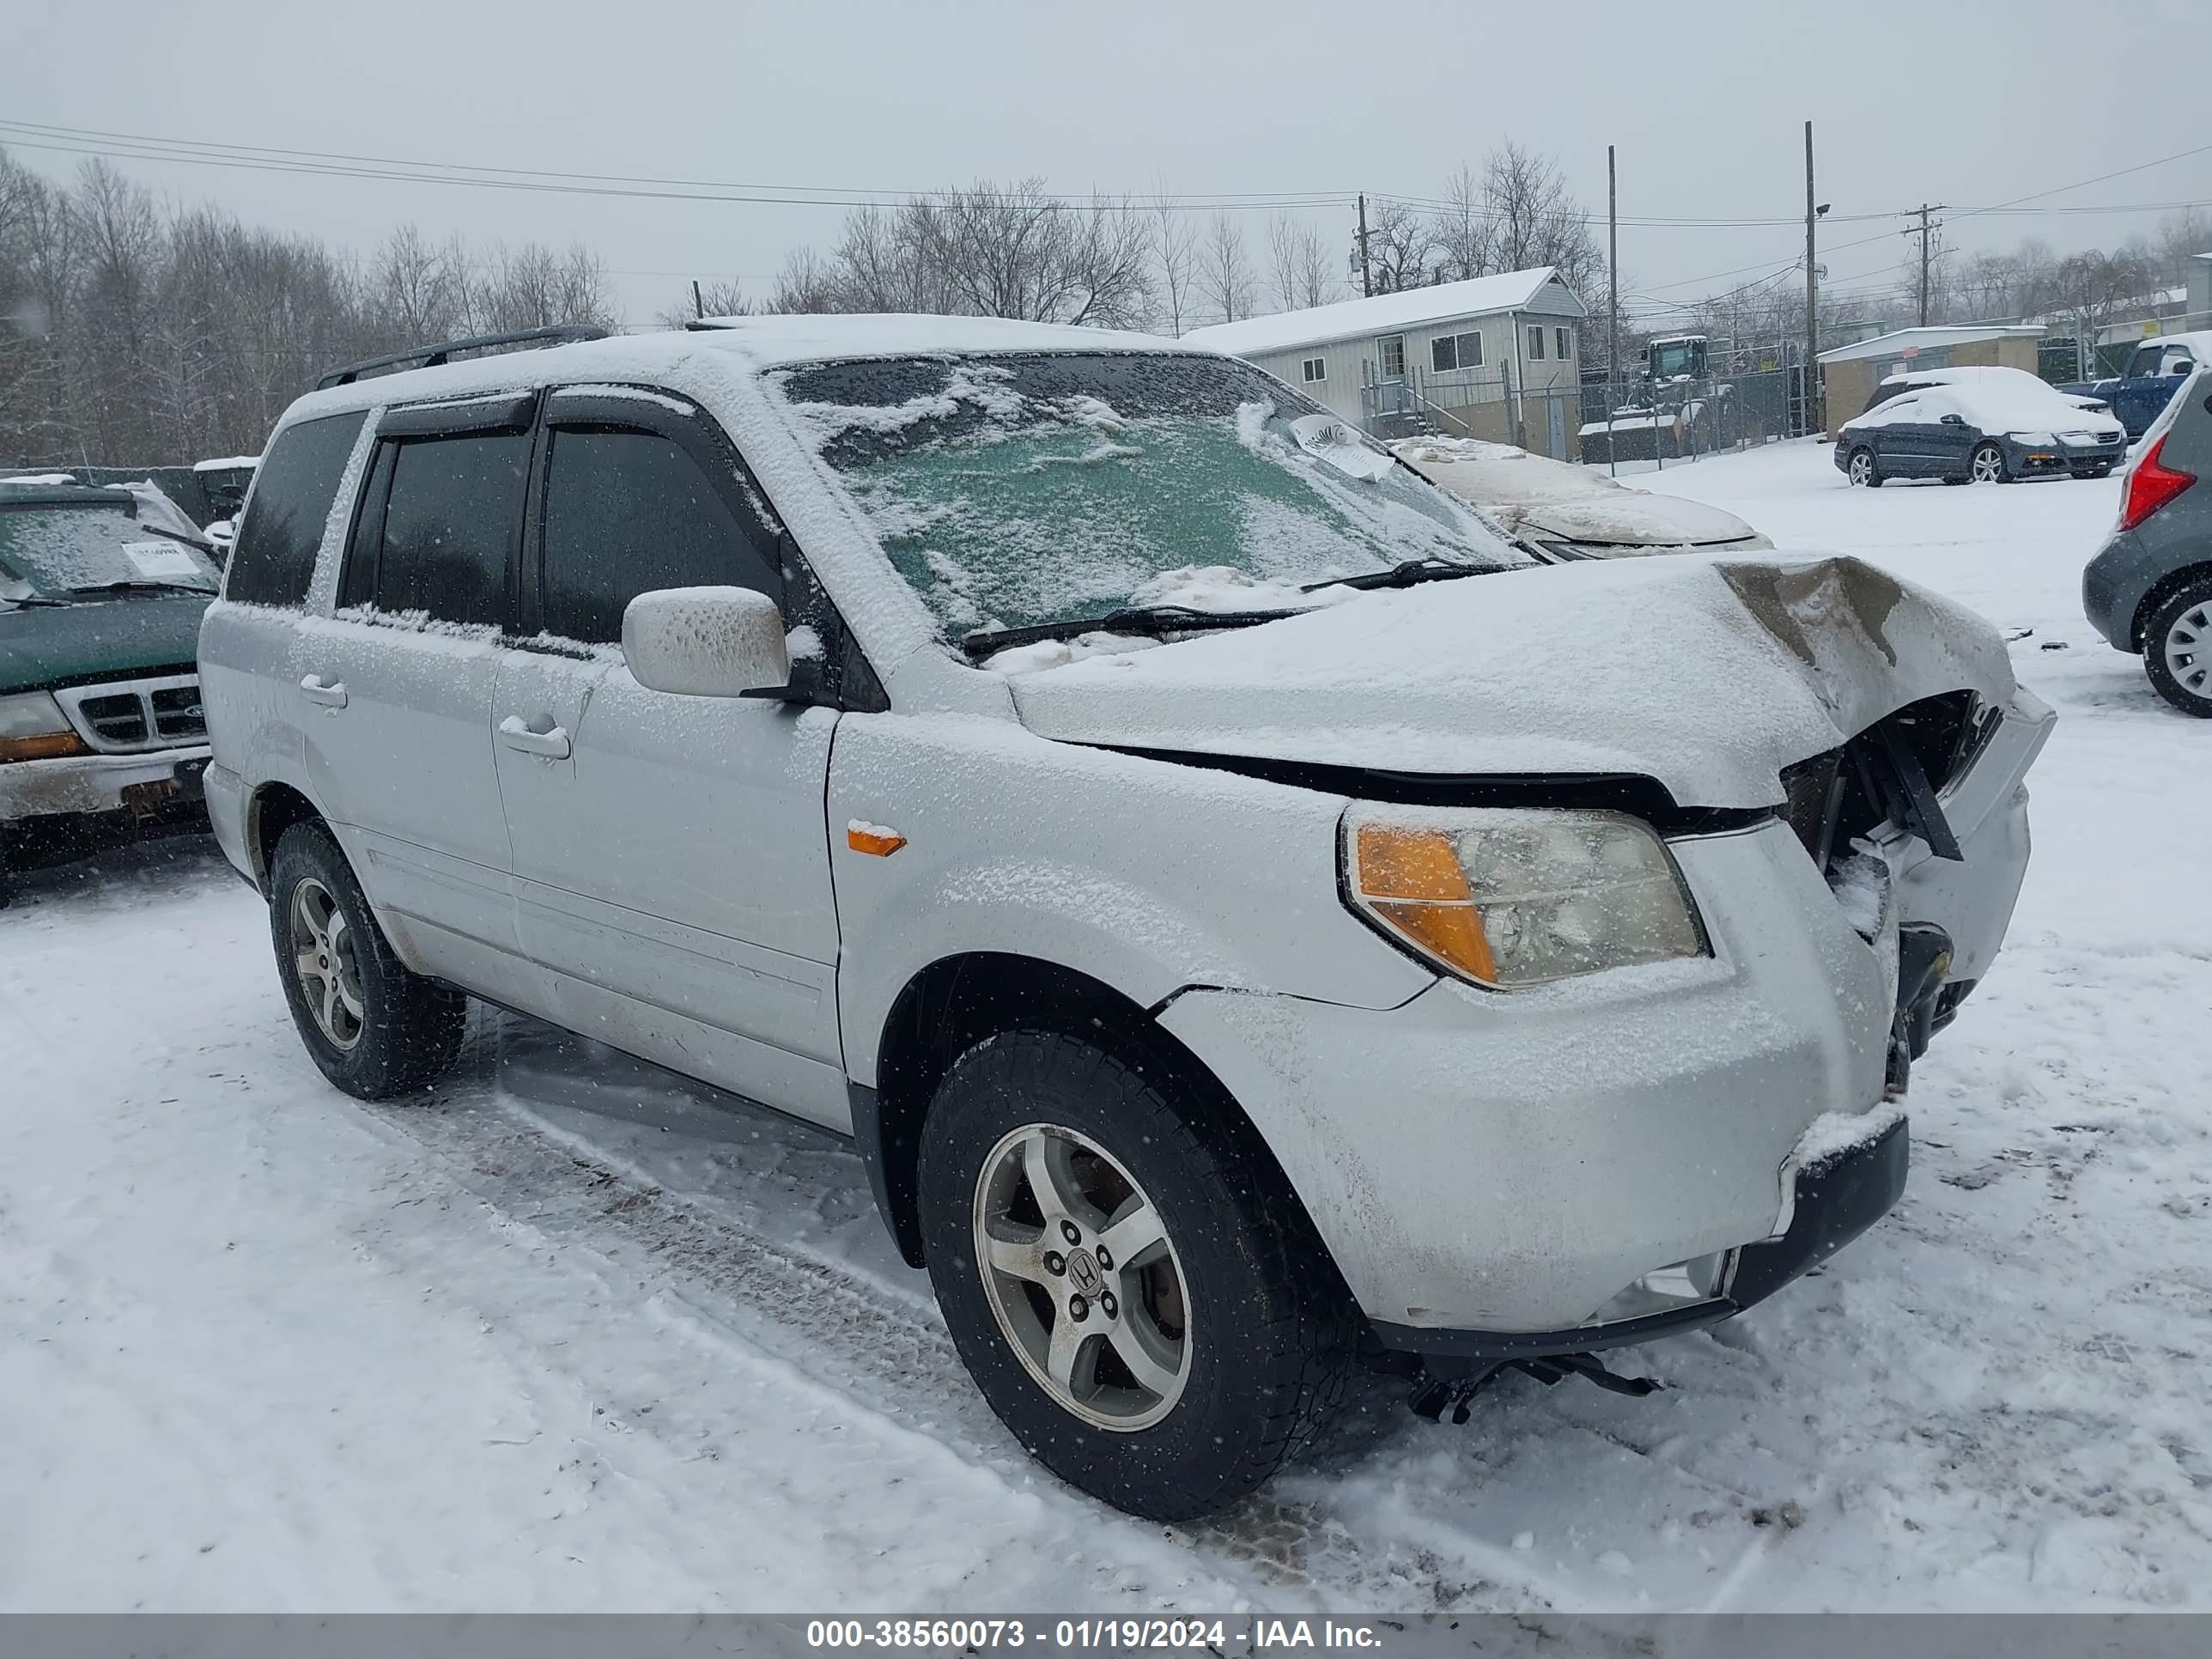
[1848,451,1874,485]
[289,877,365,1050]
[971,1122,1192,1431]
[1971,445,2005,483]
[2164,601,2212,702]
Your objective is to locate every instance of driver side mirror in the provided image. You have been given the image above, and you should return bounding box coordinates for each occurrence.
[622,586,791,697]
[1939,413,1966,426]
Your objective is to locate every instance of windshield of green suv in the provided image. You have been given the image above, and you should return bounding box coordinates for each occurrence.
[0,501,221,603]
[778,352,1526,637]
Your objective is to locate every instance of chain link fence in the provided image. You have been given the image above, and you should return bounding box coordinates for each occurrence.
[1358,343,1819,467]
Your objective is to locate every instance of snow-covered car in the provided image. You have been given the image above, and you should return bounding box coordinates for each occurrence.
[1836,378,2127,486]
[199,318,2053,1521]
[1391,435,1772,558]
[1,480,220,906]
[1863,364,2112,421]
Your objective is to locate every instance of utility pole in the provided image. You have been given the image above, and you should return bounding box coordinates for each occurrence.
[692,279,704,321]
[1906,203,1947,327]
[1357,193,1372,298]
[1803,123,1817,438]
[1607,144,1620,477]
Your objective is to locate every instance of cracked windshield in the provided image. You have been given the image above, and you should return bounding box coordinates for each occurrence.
[781,353,1522,637]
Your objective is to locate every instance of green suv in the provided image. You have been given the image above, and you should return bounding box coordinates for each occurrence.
[0,483,222,905]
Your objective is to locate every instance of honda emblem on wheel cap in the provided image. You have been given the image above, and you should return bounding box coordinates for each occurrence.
[1067,1249,1103,1297]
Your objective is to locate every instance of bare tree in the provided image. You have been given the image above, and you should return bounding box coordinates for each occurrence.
[2051,250,2156,378]
[769,246,845,314]
[763,180,1149,327]
[368,224,471,343]
[1479,142,1604,304]
[1358,198,1437,295]
[1431,164,1490,283]
[471,241,618,335]
[656,277,758,330]
[1150,189,1197,337]
[1265,215,1336,312]
[912,180,1152,327]
[1197,213,1257,324]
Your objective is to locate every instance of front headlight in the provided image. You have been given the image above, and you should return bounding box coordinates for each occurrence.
[1342,805,1709,988]
[2008,430,2055,447]
[0,690,87,763]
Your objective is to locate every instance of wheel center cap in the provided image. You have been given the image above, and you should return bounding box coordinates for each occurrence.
[1066,1248,1103,1297]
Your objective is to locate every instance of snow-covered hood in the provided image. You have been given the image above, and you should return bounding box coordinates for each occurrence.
[1510,492,1760,548]
[1392,440,1761,547]
[1006,555,2015,810]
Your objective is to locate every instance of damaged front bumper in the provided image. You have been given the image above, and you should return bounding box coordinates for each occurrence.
[1373,1110,1909,1364]
[1159,686,2052,1362]
[0,744,211,824]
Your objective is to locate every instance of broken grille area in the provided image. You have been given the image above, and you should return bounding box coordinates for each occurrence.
[1781,690,1990,873]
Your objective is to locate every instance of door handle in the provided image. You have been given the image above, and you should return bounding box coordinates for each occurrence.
[498,714,571,759]
[298,674,347,708]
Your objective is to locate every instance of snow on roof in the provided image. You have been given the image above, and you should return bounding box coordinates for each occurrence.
[1182,268,1576,359]
[276,316,1202,428]
[2142,328,2212,356]
[192,454,260,471]
[287,316,1203,422]
[685,312,1187,365]
[1817,325,2045,365]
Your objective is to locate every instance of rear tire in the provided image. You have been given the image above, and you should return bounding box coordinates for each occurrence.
[268,820,467,1098]
[916,1029,1356,1521]
[2142,579,2212,718]
[1847,447,1881,487]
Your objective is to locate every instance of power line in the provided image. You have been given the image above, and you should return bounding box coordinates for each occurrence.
[1905,204,1948,326]
[0,118,1354,213]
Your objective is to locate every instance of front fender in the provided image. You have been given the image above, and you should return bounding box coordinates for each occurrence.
[826,712,1434,1086]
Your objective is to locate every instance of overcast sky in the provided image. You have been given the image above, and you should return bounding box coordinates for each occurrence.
[7,0,2205,329]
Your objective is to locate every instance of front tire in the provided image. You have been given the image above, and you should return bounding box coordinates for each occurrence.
[268,821,467,1098]
[916,1030,1355,1521]
[1971,441,2010,483]
[2143,579,2212,717]
[1846,447,1881,487]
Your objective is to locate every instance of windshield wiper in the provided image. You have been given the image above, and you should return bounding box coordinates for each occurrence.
[66,579,216,599]
[960,603,1314,660]
[2,594,72,608]
[1304,558,1501,592]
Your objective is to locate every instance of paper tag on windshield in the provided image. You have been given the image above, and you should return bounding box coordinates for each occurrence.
[1287,414,1392,479]
[125,542,201,579]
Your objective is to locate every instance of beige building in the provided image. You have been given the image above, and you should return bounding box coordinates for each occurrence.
[1815,325,2047,437]
[1182,268,1589,458]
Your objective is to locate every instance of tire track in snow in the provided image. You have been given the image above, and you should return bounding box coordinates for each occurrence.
[343,1027,1533,1612]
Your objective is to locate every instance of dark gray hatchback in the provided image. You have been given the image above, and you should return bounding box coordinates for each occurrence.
[2083,363,2212,715]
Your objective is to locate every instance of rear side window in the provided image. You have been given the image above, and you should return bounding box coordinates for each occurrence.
[226,410,365,605]
[538,427,781,645]
[368,432,531,626]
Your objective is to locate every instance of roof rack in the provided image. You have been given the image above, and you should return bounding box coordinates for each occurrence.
[316,325,610,391]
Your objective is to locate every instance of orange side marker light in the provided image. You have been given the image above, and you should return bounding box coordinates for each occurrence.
[847,821,908,857]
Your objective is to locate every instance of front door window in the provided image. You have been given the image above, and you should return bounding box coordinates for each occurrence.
[1378,335,1406,380]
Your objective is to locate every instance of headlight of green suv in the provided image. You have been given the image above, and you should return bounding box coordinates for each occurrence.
[0,690,88,763]
[1342,805,1709,988]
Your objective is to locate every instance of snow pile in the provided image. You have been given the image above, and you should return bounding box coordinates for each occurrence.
[979,630,1158,676]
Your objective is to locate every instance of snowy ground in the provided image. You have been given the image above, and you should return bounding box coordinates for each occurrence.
[3,439,2208,1613]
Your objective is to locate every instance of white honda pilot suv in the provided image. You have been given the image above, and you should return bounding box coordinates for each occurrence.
[200,316,2052,1520]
